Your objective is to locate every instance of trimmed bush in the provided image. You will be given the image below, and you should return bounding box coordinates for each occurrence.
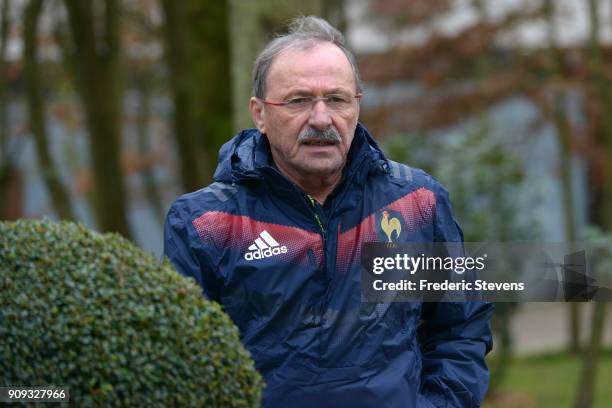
[0,219,263,407]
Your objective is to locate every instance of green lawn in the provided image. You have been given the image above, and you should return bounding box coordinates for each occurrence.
[483,350,612,408]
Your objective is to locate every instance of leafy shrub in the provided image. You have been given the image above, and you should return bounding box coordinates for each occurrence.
[0,219,263,407]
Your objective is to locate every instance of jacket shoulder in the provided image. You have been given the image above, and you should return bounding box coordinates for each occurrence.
[167,182,241,221]
[386,159,448,195]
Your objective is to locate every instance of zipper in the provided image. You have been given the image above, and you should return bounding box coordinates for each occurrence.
[306,194,327,240]
[304,193,331,331]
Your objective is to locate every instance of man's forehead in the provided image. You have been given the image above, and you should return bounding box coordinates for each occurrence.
[266,43,356,95]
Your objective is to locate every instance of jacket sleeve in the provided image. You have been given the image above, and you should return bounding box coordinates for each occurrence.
[163,201,221,301]
[417,185,494,407]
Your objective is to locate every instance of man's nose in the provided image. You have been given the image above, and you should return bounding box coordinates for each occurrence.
[308,99,333,129]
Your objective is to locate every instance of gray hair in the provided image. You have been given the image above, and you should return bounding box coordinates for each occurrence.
[252,16,363,98]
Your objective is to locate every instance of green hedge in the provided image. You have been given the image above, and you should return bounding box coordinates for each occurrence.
[0,220,263,407]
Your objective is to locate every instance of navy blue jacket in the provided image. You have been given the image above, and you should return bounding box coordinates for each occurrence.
[164,124,493,407]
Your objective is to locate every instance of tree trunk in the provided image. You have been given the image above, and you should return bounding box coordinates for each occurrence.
[24,0,76,221]
[161,0,234,191]
[544,0,582,354]
[63,0,132,238]
[574,0,610,405]
[192,0,232,163]
[0,166,23,220]
[0,0,18,219]
[160,0,207,192]
[0,0,9,165]
[574,302,607,408]
[555,97,581,353]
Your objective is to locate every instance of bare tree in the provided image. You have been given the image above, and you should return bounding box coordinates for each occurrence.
[160,0,233,191]
[24,0,76,221]
[160,0,205,192]
[0,0,11,215]
[0,0,23,220]
[0,0,8,162]
[61,0,132,238]
[574,0,610,405]
[542,0,582,354]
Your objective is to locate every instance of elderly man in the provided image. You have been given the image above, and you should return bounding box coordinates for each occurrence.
[164,16,493,408]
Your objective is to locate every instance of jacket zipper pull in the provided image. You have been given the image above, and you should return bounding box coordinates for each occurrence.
[306,194,326,239]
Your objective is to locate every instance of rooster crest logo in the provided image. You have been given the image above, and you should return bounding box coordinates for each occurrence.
[380,210,402,243]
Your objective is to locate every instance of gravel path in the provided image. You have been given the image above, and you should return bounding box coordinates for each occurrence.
[505,303,612,355]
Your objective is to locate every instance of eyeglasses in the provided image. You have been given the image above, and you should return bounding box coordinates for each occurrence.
[259,93,363,113]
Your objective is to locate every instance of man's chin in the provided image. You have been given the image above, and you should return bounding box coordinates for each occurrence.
[297,161,344,177]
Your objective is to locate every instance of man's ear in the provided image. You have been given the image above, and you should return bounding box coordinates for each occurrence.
[249,97,266,133]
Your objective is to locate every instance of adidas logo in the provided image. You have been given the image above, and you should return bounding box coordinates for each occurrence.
[244,230,288,261]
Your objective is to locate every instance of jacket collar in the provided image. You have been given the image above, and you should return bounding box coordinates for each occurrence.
[213,123,387,190]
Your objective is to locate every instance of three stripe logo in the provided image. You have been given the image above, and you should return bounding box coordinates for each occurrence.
[244,230,288,261]
[248,230,280,251]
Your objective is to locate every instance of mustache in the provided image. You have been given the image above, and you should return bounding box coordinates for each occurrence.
[297,126,342,144]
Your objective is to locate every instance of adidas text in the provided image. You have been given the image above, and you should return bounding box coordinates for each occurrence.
[244,246,288,260]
